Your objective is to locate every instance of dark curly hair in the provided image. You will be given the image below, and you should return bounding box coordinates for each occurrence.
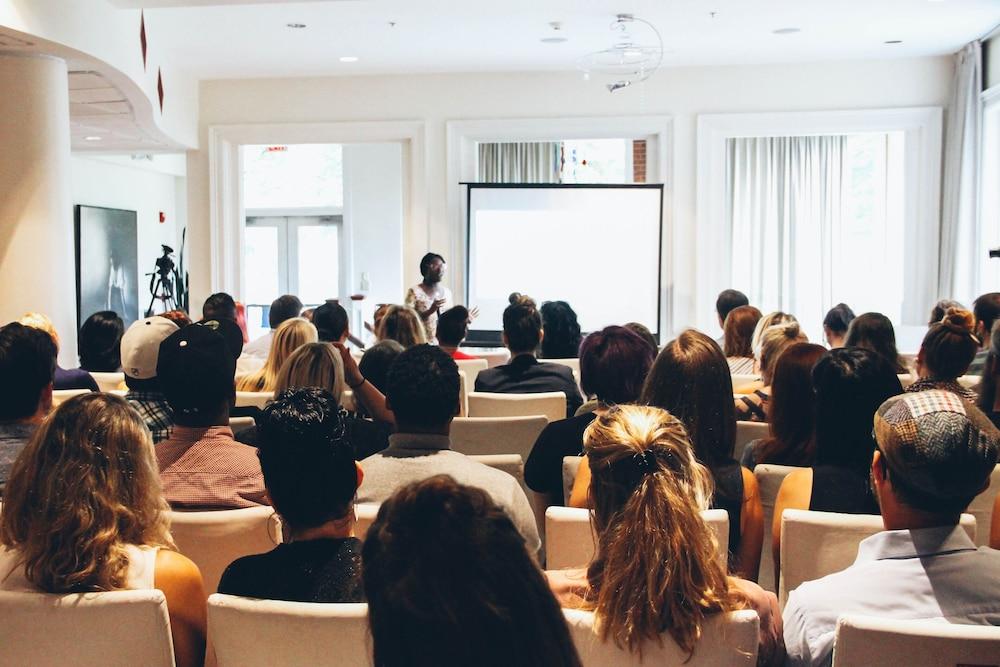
[540,301,582,359]
[385,344,459,428]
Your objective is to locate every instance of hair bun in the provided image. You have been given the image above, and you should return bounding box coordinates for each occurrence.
[783,322,801,339]
[508,292,537,309]
[941,307,975,334]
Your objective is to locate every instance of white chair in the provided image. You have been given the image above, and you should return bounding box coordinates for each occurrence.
[235,391,272,409]
[455,357,488,388]
[0,589,175,666]
[450,416,548,463]
[735,421,769,453]
[341,388,356,413]
[957,374,982,389]
[167,506,281,593]
[476,348,511,368]
[90,371,125,392]
[564,607,759,666]
[778,509,976,608]
[228,416,255,431]
[458,369,468,417]
[832,613,1000,667]
[563,455,583,505]
[467,391,565,422]
[545,506,729,570]
[967,464,1000,546]
[354,503,379,540]
[208,594,371,667]
[469,453,525,485]
[753,464,801,592]
[731,373,760,390]
[897,373,916,388]
[544,357,580,375]
[51,388,91,406]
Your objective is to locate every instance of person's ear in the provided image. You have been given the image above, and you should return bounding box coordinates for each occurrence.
[871,450,887,485]
[916,347,926,368]
[501,332,509,348]
[355,462,365,490]
[538,329,545,345]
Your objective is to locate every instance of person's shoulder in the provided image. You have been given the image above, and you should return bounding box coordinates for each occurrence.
[155,549,205,593]
[217,550,275,595]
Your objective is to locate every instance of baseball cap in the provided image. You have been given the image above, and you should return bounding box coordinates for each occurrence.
[874,390,1000,504]
[120,316,179,380]
[196,318,244,360]
[157,323,237,415]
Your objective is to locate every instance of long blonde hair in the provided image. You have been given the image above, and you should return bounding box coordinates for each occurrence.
[0,393,173,592]
[583,405,742,656]
[273,342,346,403]
[237,317,317,392]
[376,305,427,348]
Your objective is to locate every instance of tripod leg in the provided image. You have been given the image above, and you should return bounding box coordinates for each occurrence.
[146,277,162,317]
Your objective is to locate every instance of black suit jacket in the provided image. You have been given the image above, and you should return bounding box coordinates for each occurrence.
[473,355,583,418]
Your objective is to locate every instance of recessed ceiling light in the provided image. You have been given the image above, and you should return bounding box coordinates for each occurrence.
[286,23,306,29]
[884,40,903,44]
[339,56,359,63]
[84,136,102,141]
[541,37,568,44]
[772,27,801,35]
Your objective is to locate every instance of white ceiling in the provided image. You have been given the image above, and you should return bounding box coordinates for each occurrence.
[129,0,1000,80]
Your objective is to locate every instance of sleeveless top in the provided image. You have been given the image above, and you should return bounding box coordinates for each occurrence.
[0,544,158,591]
[809,466,879,515]
[710,460,745,571]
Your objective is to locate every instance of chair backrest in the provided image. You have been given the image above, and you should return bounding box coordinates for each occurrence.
[544,357,580,375]
[454,357,489,387]
[564,608,759,667]
[208,594,371,667]
[467,391,565,422]
[51,388,91,406]
[967,464,1000,547]
[832,613,1000,667]
[450,416,548,463]
[0,589,175,666]
[354,503,380,540]
[735,420,769,453]
[731,373,760,390]
[476,348,511,368]
[563,456,583,505]
[468,453,525,485]
[753,464,801,592]
[167,506,281,594]
[458,369,468,417]
[779,509,977,608]
[90,371,125,392]
[341,389,356,413]
[235,391,272,409]
[897,373,916,388]
[228,416,255,431]
[545,506,729,571]
[957,374,982,390]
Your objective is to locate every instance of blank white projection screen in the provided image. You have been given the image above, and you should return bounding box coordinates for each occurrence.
[467,186,662,334]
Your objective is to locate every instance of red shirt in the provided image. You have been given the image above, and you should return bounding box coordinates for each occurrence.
[451,349,477,360]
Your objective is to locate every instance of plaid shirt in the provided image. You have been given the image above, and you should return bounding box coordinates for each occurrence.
[125,391,175,443]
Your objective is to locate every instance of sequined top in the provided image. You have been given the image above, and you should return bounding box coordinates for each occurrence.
[217,538,363,602]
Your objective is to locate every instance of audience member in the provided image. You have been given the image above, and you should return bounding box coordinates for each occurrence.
[219,388,364,602]
[357,345,540,554]
[236,342,392,459]
[548,406,782,665]
[242,294,302,359]
[740,343,827,469]
[0,323,56,492]
[623,321,658,353]
[735,322,807,422]
[929,299,964,326]
[0,393,207,667]
[783,390,1000,667]
[540,300,582,359]
[437,305,477,359]
[376,304,428,348]
[202,292,237,322]
[313,300,350,343]
[821,303,854,349]
[525,326,654,502]
[236,317,317,392]
[475,294,583,417]
[724,305,763,374]
[358,339,404,396]
[363,476,581,667]
[908,307,979,401]
[19,312,99,391]
[844,312,908,373]
[716,288,750,333]
[78,310,124,372]
[969,292,1000,376]
[121,316,180,443]
[736,311,798,394]
[977,322,1000,429]
[405,252,452,341]
[156,323,267,509]
[772,348,903,584]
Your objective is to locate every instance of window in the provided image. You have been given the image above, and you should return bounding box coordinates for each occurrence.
[242,144,344,209]
[560,139,631,183]
[980,91,1000,298]
[477,138,645,184]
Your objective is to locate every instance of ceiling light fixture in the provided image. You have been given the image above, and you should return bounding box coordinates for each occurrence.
[286,23,306,29]
[772,27,801,35]
[578,14,663,94]
[884,40,903,44]
[84,136,102,141]
[339,56,359,63]
[541,21,568,44]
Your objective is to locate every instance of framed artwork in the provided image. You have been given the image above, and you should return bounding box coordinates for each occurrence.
[75,205,139,330]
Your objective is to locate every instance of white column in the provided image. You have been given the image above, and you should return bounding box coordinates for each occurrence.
[0,54,76,366]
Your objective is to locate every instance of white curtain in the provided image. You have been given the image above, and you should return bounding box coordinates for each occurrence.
[939,41,982,303]
[727,136,844,333]
[478,142,561,183]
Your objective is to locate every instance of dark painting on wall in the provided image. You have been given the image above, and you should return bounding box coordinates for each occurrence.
[75,205,139,330]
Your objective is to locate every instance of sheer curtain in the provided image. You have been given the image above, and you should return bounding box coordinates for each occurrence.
[939,41,982,303]
[478,142,561,183]
[727,136,844,333]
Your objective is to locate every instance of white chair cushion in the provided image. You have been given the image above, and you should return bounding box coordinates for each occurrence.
[467,391,565,422]
[450,416,548,463]
[235,391,273,409]
[966,464,1000,547]
[753,464,802,592]
[832,613,1000,667]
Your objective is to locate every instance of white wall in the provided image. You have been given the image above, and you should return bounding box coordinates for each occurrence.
[343,143,404,318]
[71,155,185,326]
[189,56,952,332]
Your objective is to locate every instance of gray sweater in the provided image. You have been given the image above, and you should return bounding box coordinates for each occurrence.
[357,432,541,555]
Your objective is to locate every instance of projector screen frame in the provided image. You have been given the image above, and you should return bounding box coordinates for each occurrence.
[461,182,665,348]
